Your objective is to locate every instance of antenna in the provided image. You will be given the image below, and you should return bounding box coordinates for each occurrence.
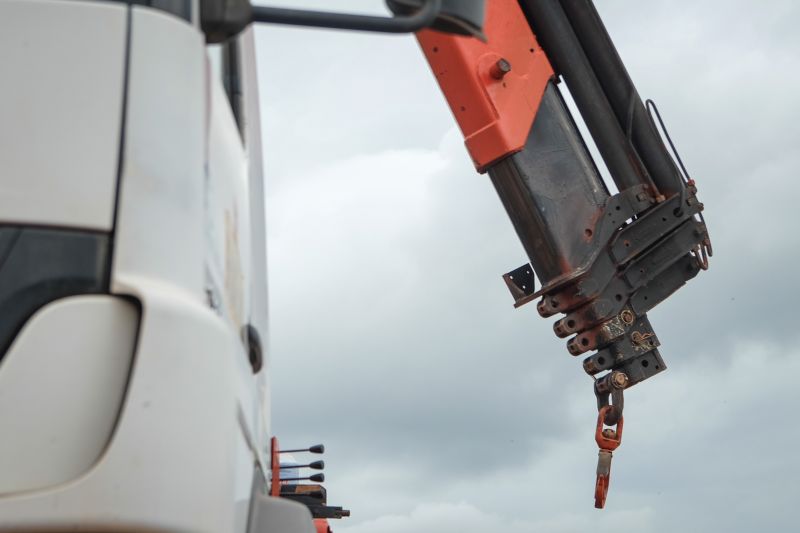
[281,473,325,483]
[279,444,324,454]
[280,460,324,471]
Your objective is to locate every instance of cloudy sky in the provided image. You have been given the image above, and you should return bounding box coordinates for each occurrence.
[253,1,800,531]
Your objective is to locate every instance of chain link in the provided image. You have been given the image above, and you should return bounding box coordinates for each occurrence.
[594,371,628,426]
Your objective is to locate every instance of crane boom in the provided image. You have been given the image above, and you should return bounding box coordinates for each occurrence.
[418,0,710,399]
[414,0,711,506]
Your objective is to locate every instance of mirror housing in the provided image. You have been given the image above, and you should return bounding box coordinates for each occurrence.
[200,0,486,43]
[386,0,485,38]
[200,0,252,44]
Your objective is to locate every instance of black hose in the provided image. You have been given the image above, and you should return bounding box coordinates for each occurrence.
[519,0,654,193]
[644,99,691,216]
[557,0,685,199]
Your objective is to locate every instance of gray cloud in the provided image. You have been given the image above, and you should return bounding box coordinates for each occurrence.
[255,0,800,530]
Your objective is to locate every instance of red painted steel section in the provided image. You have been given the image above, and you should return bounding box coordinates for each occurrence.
[417,0,555,171]
[270,436,281,497]
[595,406,623,450]
[594,406,623,508]
[314,518,332,533]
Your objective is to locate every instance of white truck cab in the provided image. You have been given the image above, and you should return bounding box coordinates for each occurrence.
[0,0,310,530]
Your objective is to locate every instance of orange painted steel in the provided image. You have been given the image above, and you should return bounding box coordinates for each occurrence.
[594,406,623,508]
[417,0,555,171]
[270,436,281,497]
[594,405,623,450]
[594,464,611,509]
[314,518,332,533]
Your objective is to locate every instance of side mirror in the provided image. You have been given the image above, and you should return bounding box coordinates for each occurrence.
[200,0,487,44]
[200,0,252,44]
[386,0,485,39]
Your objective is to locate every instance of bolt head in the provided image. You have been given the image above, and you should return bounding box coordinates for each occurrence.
[490,58,512,79]
[620,310,634,325]
[611,371,629,389]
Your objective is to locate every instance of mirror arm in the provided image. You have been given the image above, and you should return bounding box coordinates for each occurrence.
[250,0,441,33]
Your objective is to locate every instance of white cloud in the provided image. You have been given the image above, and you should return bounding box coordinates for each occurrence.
[338,501,656,533]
